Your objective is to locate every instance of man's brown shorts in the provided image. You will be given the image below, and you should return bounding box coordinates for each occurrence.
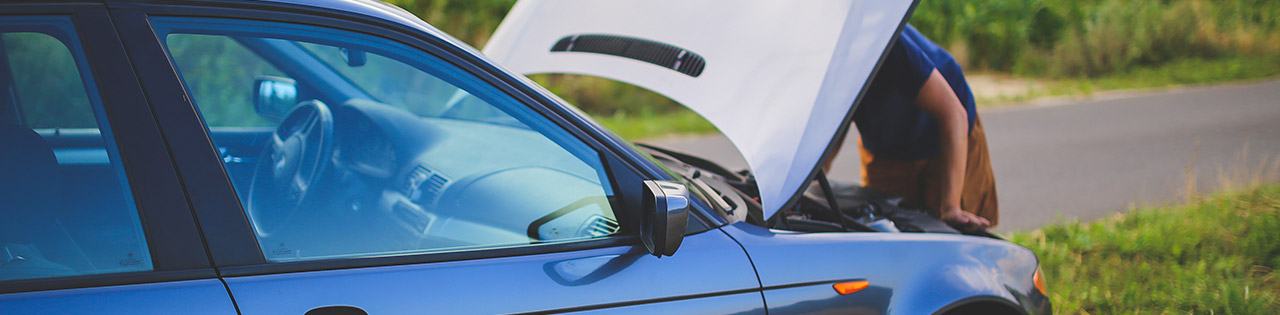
[859,116,999,226]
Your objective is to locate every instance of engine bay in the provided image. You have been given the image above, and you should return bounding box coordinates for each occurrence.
[636,144,996,238]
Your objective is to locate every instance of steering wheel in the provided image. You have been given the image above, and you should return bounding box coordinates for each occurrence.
[246,100,334,236]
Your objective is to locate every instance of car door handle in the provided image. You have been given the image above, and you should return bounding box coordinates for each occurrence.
[305,305,367,315]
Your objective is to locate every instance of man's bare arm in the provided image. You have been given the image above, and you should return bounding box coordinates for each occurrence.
[914,69,989,230]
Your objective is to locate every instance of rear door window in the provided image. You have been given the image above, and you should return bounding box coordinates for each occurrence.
[0,17,152,281]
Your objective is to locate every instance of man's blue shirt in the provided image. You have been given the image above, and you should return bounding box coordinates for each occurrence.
[853,24,976,160]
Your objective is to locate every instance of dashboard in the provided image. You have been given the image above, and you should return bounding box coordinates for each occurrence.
[273,99,617,259]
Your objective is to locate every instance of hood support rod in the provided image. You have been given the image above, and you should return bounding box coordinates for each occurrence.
[814,171,877,232]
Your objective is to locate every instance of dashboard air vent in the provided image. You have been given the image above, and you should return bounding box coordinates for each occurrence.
[404,165,449,204]
[420,174,448,204]
[577,215,620,238]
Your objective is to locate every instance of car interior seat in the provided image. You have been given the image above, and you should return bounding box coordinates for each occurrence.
[0,123,94,280]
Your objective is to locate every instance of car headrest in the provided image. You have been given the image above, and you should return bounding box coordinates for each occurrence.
[0,123,60,235]
[0,123,57,181]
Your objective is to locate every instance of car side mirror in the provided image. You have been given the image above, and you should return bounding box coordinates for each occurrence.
[640,180,689,257]
[254,76,298,121]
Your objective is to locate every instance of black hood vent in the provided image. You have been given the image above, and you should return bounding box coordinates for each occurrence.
[551,34,705,77]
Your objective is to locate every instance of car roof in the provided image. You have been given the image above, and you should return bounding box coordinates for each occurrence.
[232,0,458,41]
[259,0,443,37]
[126,0,481,63]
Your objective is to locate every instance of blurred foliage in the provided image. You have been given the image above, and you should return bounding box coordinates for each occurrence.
[390,0,1280,138]
[3,32,98,129]
[382,0,517,48]
[1008,184,1280,313]
[912,0,1280,77]
[166,34,282,127]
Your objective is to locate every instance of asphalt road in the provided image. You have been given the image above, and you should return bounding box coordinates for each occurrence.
[649,80,1280,232]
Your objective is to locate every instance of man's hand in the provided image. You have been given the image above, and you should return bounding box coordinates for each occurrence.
[940,206,990,232]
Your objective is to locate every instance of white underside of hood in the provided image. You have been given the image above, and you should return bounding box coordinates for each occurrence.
[484,0,916,219]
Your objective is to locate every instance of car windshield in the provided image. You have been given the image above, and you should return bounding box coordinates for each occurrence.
[295,42,527,128]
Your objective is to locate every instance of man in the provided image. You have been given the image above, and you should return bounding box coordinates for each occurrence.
[840,24,997,232]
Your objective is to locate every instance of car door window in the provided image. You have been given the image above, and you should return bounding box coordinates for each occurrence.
[155,18,619,262]
[0,17,152,281]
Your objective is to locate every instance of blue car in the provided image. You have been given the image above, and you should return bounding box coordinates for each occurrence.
[0,0,1049,313]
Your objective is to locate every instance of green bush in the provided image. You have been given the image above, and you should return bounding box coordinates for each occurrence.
[911,0,1280,78]
[1047,1,1222,76]
[911,0,1041,70]
[382,0,516,48]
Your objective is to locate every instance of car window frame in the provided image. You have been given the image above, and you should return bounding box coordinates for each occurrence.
[108,1,681,277]
[0,3,214,295]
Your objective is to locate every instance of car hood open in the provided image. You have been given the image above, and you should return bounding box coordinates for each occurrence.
[483,0,918,219]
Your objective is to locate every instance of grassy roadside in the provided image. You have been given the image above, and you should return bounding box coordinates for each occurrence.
[977,55,1280,107]
[1006,184,1280,314]
[590,109,716,140]
[597,55,1280,140]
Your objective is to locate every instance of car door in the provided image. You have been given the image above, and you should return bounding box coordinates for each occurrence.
[109,2,766,314]
[0,3,235,314]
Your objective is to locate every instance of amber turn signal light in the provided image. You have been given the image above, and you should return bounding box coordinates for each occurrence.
[1033,267,1048,295]
[833,280,870,295]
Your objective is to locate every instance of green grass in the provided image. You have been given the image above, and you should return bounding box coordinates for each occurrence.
[1007,184,1280,314]
[590,109,716,141]
[1069,55,1280,92]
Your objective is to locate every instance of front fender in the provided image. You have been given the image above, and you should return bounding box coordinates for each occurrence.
[720,222,1049,314]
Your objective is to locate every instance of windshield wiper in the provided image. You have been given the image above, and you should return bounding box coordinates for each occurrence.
[688,170,734,213]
